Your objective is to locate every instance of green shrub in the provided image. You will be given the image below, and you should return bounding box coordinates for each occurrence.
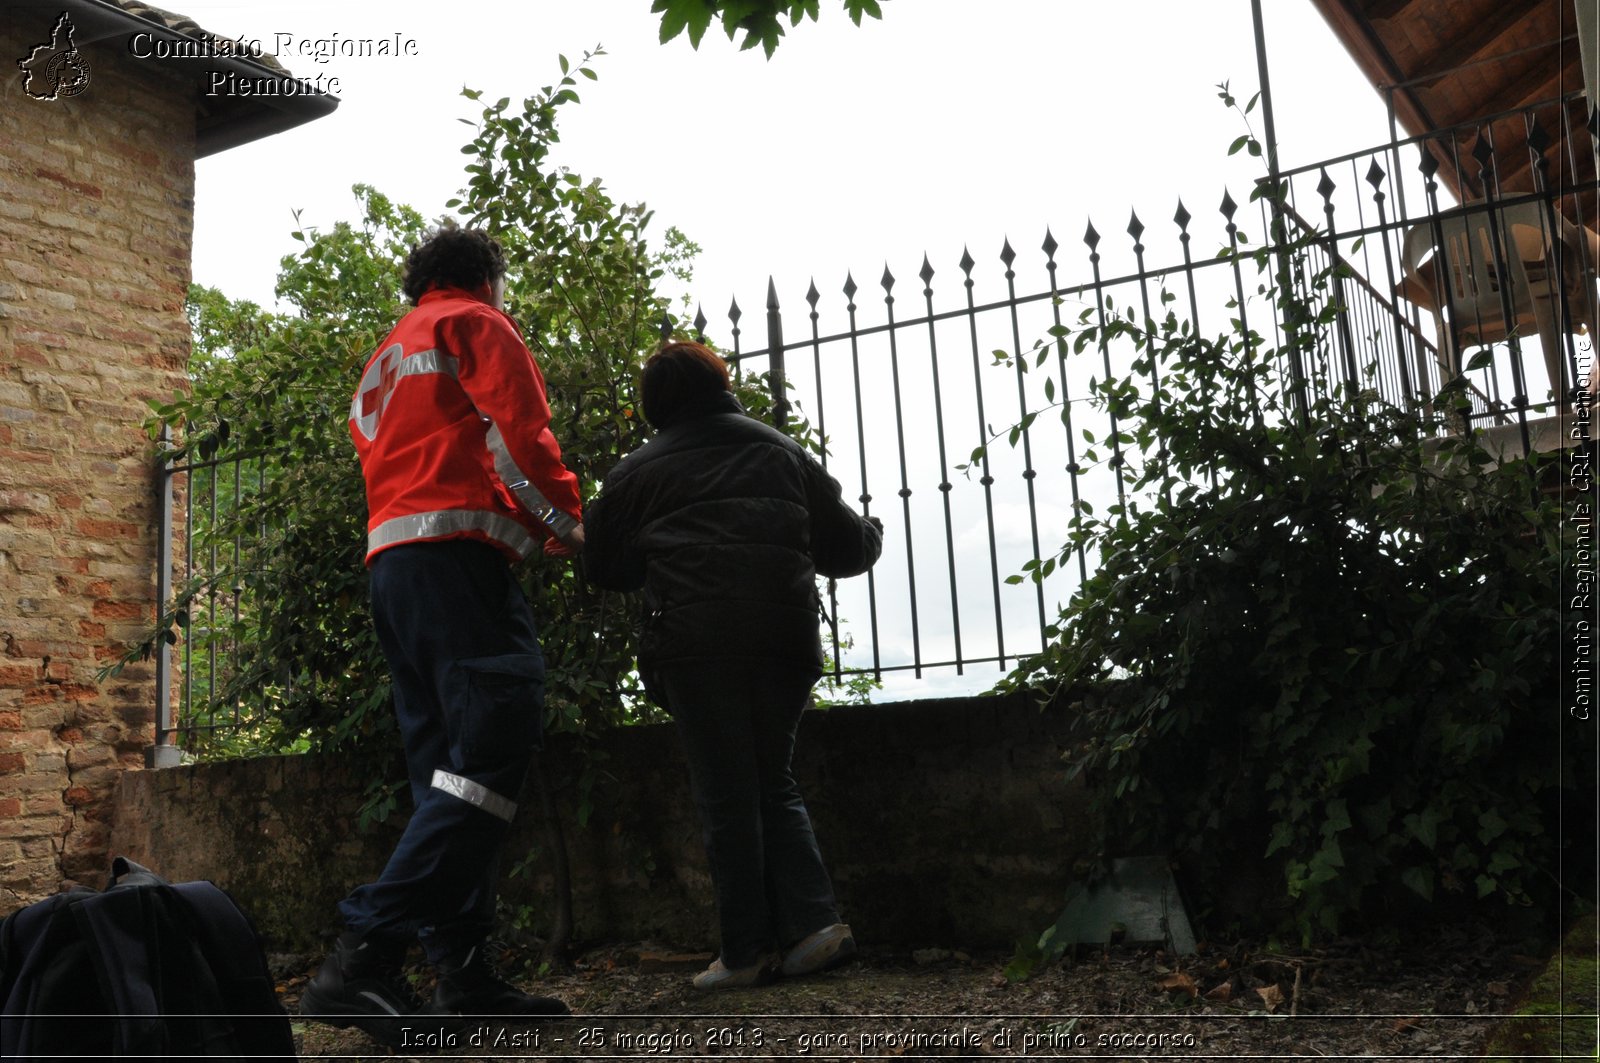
[999,274,1575,944]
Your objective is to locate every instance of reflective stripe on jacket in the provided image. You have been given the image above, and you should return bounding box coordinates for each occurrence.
[349,286,581,564]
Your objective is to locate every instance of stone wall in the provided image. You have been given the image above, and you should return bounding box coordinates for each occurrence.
[108,693,1089,954]
[0,23,194,903]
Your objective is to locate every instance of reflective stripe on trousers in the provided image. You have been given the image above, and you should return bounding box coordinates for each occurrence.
[431,768,517,823]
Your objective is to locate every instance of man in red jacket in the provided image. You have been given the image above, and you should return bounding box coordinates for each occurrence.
[300,227,583,1038]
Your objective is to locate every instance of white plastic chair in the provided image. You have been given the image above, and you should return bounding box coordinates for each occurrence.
[1398,200,1598,404]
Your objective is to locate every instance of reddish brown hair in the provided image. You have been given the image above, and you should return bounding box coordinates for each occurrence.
[640,341,732,429]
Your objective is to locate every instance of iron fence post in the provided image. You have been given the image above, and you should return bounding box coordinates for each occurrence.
[766,277,787,428]
[147,431,180,768]
[1252,0,1311,424]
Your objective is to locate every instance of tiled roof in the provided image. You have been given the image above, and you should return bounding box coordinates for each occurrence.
[70,0,339,155]
[100,0,290,75]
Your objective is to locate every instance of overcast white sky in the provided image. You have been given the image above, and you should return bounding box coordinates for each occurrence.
[167,0,1397,699]
[180,1,1389,316]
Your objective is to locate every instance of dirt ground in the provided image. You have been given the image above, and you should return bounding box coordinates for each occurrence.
[278,922,1564,1062]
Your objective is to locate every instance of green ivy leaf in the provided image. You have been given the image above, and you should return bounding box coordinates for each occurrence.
[1400,866,1434,901]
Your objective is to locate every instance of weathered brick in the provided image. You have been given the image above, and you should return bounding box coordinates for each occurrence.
[0,730,45,754]
[0,665,40,688]
[12,328,72,349]
[1,764,67,795]
[78,514,141,537]
[27,752,66,776]
[19,687,58,708]
[31,167,103,201]
[21,836,60,860]
[90,600,143,621]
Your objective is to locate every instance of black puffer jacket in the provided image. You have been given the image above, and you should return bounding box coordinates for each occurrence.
[583,392,882,684]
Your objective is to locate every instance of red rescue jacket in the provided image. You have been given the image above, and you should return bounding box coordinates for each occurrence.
[349,286,581,565]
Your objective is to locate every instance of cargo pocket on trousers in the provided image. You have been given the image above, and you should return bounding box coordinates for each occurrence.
[451,652,545,769]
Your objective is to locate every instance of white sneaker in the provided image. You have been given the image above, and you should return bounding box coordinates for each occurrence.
[780,923,857,977]
[691,956,771,991]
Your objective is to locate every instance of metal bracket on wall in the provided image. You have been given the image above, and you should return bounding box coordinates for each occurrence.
[144,743,182,769]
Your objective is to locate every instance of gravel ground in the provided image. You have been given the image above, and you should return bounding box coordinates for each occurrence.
[279,924,1555,1062]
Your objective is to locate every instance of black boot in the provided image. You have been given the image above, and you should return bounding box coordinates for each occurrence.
[424,944,570,1018]
[299,932,419,1044]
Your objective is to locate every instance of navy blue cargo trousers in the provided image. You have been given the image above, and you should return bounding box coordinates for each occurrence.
[338,539,544,964]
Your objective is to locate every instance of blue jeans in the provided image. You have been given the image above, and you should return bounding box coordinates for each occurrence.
[339,540,545,964]
[658,661,841,969]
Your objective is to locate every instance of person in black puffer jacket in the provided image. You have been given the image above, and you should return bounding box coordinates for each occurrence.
[584,340,882,990]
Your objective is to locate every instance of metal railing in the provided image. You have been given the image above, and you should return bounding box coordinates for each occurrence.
[153,444,268,753]
[670,94,1596,700]
[156,92,1599,740]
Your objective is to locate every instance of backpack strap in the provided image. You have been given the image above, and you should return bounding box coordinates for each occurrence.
[71,887,174,1056]
[170,881,297,1060]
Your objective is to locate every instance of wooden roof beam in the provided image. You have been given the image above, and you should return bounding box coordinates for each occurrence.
[1307,0,1442,136]
[1411,5,1542,84]
[1483,64,1571,120]
[1364,0,1416,23]
[1457,70,1569,192]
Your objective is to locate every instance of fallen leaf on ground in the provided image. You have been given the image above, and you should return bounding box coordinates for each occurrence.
[1158,972,1199,999]
[1255,984,1285,1012]
[1205,980,1234,1002]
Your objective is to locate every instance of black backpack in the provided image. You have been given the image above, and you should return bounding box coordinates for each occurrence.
[0,857,295,1061]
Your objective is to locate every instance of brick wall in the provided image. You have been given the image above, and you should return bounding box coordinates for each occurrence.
[0,24,194,903]
[108,693,1091,955]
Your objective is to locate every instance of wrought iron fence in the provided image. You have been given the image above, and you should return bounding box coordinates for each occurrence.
[156,91,1599,742]
[684,198,1314,702]
[1269,92,1599,439]
[153,444,269,753]
[669,92,1597,701]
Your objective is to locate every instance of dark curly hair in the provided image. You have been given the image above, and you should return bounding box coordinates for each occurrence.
[401,226,507,304]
